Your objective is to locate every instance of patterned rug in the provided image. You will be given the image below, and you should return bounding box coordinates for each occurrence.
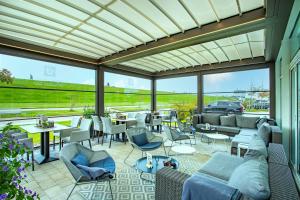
[78,154,210,200]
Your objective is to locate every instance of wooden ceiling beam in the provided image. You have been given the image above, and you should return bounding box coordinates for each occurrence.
[99,8,267,65]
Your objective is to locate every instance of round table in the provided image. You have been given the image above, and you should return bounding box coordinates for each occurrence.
[200,127,217,143]
[136,155,179,182]
[171,145,196,155]
[205,133,230,150]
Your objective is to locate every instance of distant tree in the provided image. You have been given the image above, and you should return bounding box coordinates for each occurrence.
[0,68,14,84]
[30,74,33,80]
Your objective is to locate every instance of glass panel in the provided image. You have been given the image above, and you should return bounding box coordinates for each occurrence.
[156,76,197,121]
[298,64,300,173]
[203,68,270,116]
[104,72,151,114]
[291,67,297,166]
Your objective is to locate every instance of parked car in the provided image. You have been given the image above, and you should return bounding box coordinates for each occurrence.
[253,100,269,109]
[204,101,244,113]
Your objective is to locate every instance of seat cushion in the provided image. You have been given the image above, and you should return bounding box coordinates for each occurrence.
[247,135,268,159]
[202,113,222,125]
[228,157,270,200]
[71,153,89,166]
[231,135,253,148]
[236,115,259,129]
[257,122,271,145]
[175,134,190,141]
[139,142,162,150]
[89,156,116,173]
[220,115,236,127]
[216,126,240,134]
[199,152,244,181]
[132,133,148,146]
[239,128,258,136]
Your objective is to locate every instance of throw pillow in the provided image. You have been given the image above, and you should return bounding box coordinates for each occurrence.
[228,158,270,200]
[236,115,259,129]
[202,113,221,125]
[132,133,148,146]
[77,164,108,179]
[247,135,268,159]
[256,117,268,129]
[71,153,89,166]
[257,122,271,145]
[220,115,236,127]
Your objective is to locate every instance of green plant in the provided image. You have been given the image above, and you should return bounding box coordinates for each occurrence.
[82,107,95,119]
[0,68,14,84]
[0,123,39,200]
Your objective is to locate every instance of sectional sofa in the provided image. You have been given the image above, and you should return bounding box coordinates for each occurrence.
[192,113,282,155]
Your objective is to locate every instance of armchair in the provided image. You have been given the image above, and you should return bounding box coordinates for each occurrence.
[63,118,93,149]
[177,119,197,145]
[101,117,126,148]
[60,143,115,199]
[135,113,147,128]
[163,125,192,155]
[53,116,81,150]
[124,127,166,166]
[162,110,178,127]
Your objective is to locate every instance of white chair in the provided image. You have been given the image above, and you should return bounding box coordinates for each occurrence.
[146,114,162,133]
[63,118,93,149]
[91,115,103,143]
[53,116,81,150]
[101,117,126,148]
[135,113,146,128]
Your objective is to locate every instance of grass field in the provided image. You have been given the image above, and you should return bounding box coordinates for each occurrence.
[0,78,250,119]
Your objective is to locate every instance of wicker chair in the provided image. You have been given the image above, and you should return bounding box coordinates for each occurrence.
[91,115,103,143]
[60,143,116,200]
[124,127,166,166]
[177,119,197,145]
[101,117,126,148]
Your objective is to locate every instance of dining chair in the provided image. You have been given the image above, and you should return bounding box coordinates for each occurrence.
[135,113,147,128]
[91,115,103,143]
[162,110,178,127]
[101,117,126,148]
[53,116,81,150]
[177,119,197,145]
[63,118,93,149]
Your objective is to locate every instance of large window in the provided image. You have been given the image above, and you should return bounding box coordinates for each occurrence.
[104,72,151,114]
[0,54,96,120]
[156,76,197,119]
[203,68,270,116]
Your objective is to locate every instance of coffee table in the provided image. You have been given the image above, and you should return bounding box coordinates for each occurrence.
[171,145,196,155]
[136,155,179,182]
[205,133,230,151]
[200,127,217,143]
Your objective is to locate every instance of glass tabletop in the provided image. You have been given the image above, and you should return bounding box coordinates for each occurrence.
[136,155,179,174]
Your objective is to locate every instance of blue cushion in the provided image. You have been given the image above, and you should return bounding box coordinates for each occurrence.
[77,164,108,179]
[71,153,89,166]
[132,133,148,146]
[140,142,162,150]
[89,156,116,173]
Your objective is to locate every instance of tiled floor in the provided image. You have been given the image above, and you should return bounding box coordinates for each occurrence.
[22,132,229,200]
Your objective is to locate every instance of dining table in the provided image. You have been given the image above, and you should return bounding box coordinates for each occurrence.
[20,124,71,164]
[115,118,137,142]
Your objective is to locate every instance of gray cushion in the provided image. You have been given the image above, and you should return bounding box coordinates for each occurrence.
[216,126,240,134]
[228,157,270,200]
[231,135,252,148]
[236,115,259,129]
[199,152,244,181]
[220,115,236,127]
[239,128,258,136]
[202,113,221,125]
[256,118,268,129]
[257,122,271,145]
[247,135,268,158]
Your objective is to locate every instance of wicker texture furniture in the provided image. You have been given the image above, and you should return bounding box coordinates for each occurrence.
[155,143,299,200]
[101,117,126,148]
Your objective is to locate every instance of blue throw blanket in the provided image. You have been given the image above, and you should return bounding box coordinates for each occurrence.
[77,164,108,179]
[182,174,241,200]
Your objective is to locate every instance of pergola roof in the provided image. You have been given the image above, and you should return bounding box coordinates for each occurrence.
[0,0,282,77]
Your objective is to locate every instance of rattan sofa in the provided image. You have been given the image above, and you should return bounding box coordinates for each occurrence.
[155,143,299,200]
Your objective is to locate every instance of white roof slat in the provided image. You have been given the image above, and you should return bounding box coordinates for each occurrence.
[211,0,239,19]
[143,57,176,70]
[190,44,205,52]
[179,54,201,66]
[239,0,264,13]
[110,1,167,39]
[2,0,80,26]
[210,48,228,62]
[122,62,156,72]
[222,45,240,60]
[98,10,152,43]
[183,0,217,26]
[65,0,100,13]
[235,42,252,59]
[135,58,167,71]
[215,38,232,47]
[202,41,218,49]
[231,34,248,44]
[201,50,218,63]
[247,29,264,42]
[189,52,210,65]
[250,42,265,57]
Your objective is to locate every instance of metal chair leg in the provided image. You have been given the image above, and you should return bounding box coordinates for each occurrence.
[59,138,62,151]
[88,139,92,149]
[31,152,35,171]
[109,135,112,148]
[102,133,105,145]
[108,179,113,200]
[162,143,167,156]
[53,136,55,150]
[124,147,135,167]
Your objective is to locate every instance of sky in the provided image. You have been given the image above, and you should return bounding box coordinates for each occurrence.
[0,54,269,93]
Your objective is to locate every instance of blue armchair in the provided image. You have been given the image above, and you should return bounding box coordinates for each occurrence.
[60,143,116,199]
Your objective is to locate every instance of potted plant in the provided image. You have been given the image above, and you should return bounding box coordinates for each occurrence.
[0,123,39,200]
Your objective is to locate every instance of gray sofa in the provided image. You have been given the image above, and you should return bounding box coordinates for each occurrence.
[192,113,282,155]
[155,143,299,200]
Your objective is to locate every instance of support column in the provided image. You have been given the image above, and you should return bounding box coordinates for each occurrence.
[269,62,276,119]
[151,77,156,112]
[96,67,104,117]
[197,73,203,113]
